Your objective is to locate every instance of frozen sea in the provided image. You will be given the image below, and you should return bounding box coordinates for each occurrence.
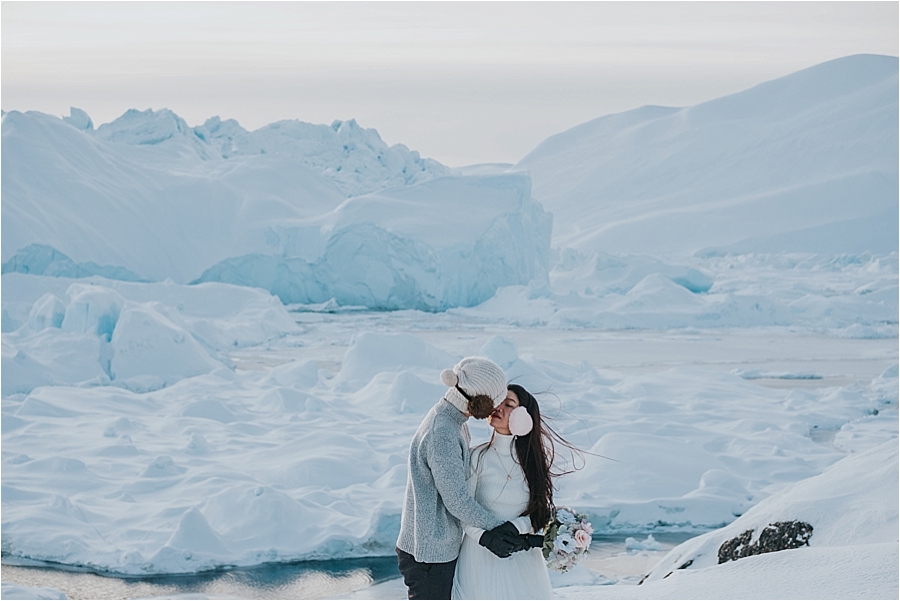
[3,302,896,598]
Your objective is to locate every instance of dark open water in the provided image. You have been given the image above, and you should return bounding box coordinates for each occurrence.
[1,555,401,600]
[1,532,702,599]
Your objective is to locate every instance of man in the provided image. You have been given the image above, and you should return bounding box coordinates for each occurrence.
[396,356,530,599]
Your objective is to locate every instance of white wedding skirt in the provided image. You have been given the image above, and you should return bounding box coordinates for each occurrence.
[451,533,554,600]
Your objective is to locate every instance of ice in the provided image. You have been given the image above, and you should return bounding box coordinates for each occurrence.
[27,293,65,332]
[455,251,898,333]
[194,172,552,310]
[61,107,92,132]
[60,284,125,340]
[2,244,145,282]
[191,116,453,197]
[624,535,664,552]
[110,303,221,390]
[3,110,548,310]
[0,274,301,395]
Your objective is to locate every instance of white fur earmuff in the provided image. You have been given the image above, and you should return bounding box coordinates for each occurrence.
[508,406,533,436]
[440,369,459,387]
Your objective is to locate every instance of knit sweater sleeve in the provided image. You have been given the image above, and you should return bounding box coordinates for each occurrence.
[426,419,503,532]
[463,449,486,541]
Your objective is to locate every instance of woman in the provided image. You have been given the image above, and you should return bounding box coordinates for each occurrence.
[451,384,564,599]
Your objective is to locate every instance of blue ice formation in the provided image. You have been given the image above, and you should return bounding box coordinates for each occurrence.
[196,174,553,311]
[1,244,147,282]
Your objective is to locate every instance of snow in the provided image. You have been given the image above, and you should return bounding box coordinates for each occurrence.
[1,583,67,600]
[1,53,898,599]
[1,272,895,577]
[519,54,898,257]
[555,543,898,600]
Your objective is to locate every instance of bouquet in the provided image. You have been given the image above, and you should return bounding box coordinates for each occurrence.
[542,506,593,573]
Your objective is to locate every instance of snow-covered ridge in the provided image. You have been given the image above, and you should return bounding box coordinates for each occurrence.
[519,54,899,256]
[2,109,548,310]
[92,108,453,197]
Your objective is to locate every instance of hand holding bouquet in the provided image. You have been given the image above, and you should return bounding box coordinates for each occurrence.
[542,506,593,573]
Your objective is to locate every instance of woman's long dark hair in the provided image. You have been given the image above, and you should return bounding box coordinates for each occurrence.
[506,384,582,532]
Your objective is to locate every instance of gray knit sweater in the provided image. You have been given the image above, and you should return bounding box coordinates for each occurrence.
[396,399,504,563]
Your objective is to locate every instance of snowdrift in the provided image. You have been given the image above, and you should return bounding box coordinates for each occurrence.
[519,54,899,256]
[551,442,897,599]
[643,441,898,581]
[2,109,550,310]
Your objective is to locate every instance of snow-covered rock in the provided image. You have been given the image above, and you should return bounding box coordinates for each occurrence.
[641,441,898,582]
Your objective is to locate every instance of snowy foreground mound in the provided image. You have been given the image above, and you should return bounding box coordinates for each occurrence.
[555,442,898,600]
[2,274,897,576]
[2,109,549,310]
[520,54,899,256]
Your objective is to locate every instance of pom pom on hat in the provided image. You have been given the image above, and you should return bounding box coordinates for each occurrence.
[440,369,459,387]
[509,406,533,436]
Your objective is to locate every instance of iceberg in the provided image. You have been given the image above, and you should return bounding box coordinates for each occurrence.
[2,110,549,311]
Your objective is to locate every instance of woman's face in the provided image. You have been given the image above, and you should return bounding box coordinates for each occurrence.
[488,389,520,435]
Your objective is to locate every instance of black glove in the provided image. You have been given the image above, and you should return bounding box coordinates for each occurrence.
[508,533,545,553]
[479,521,521,558]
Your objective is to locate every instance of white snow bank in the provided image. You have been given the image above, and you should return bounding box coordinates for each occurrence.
[335,332,456,392]
[0,583,67,600]
[1,329,107,395]
[642,441,898,581]
[556,542,898,599]
[520,54,899,256]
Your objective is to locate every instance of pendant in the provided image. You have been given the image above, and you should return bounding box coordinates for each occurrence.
[507,475,511,481]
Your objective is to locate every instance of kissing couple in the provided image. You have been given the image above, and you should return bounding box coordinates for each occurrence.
[396,356,562,600]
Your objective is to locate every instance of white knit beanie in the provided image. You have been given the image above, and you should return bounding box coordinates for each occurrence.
[440,356,507,414]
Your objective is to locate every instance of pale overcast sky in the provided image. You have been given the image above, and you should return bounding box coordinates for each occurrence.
[3,2,897,166]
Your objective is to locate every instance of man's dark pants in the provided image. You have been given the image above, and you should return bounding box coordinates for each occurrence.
[396,547,458,600]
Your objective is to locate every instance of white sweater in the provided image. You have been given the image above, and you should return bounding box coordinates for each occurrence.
[464,433,534,541]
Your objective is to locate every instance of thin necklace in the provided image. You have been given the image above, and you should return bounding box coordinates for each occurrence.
[494,445,514,481]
